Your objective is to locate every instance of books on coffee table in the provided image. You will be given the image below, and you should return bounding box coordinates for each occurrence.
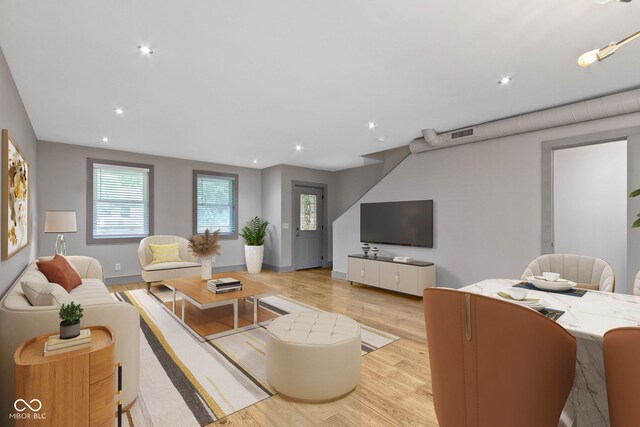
[207,278,243,294]
[44,328,92,357]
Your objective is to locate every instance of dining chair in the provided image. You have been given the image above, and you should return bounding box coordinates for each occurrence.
[423,288,576,427]
[603,327,640,427]
[521,254,615,292]
[634,270,640,296]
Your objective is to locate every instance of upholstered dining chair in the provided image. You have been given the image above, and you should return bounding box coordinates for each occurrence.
[521,254,615,292]
[603,327,640,427]
[423,288,576,427]
[634,270,640,296]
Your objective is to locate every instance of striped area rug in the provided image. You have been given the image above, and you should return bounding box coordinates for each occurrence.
[114,289,399,426]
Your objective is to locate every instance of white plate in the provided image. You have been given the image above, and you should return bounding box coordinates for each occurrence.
[526,276,576,292]
[494,293,546,311]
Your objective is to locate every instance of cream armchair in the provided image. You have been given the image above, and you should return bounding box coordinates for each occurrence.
[138,235,201,293]
[521,254,615,293]
[634,271,640,296]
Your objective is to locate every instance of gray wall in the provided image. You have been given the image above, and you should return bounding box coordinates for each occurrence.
[333,112,640,292]
[37,141,262,281]
[0,46,38,295]
[261,165,282,267]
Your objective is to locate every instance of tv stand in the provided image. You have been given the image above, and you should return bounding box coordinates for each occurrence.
[347,255,435,296]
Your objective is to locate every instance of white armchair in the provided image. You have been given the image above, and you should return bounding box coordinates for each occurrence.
[138,235,201,293]
[521,254,615,293]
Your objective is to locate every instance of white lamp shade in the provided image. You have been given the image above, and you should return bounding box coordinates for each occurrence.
[44,211,77,233]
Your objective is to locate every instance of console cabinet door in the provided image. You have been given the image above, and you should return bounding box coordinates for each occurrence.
[361,259,380,287]
[379,262,399,291]
[397,264,419,295]
[347,258,363,283]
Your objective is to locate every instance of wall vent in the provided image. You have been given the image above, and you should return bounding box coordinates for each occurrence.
[449,128,474,140]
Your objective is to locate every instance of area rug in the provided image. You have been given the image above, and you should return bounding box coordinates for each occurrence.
[113,289,399,426]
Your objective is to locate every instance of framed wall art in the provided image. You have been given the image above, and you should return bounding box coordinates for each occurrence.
[2,129,30,260]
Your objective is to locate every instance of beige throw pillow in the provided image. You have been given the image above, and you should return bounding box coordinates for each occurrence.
[21,281,71,306]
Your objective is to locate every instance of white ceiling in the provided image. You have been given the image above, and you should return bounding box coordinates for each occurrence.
[0,1,639,171]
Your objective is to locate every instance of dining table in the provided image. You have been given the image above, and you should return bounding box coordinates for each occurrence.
[461,279,640,427]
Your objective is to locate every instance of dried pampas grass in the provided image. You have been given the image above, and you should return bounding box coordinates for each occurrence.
[187,228,221,257]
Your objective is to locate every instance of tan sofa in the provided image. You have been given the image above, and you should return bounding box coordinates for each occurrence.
[138,235,201,292]
[0,256,140,420]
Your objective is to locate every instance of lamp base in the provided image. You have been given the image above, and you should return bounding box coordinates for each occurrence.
[55,234,67,256]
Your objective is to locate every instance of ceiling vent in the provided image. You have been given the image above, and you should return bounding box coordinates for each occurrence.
[410,88,640,153]
[449,128,475,141]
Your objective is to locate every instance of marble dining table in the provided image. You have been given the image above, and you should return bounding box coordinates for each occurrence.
[461,279,640,427]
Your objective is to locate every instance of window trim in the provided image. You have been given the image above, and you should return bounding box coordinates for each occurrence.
[86,158,155,244]
[192,170,239,240]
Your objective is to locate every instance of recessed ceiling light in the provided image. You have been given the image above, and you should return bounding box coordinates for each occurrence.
[253,159,258,164]
[498,76,512,85]
[114,107,124,115]
[295,144,302,152]
[101,137,109,143]
[368,121,376,129]
[138,45,153,55]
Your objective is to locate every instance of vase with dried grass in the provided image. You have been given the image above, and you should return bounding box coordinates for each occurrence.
[187,229,221,280]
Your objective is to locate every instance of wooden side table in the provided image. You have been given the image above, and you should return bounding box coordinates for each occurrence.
[13,325,121,427]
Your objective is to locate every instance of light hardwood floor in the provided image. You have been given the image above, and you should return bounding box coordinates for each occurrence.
[109,268,439,426]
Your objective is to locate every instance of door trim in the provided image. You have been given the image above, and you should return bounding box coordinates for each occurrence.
[541,126,639,255]
[291,181,328,270]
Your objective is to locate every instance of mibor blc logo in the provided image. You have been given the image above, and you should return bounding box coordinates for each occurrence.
[9,398,46,421]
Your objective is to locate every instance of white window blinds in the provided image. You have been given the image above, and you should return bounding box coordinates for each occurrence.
[196,173,236,234]
[92,163,150,239]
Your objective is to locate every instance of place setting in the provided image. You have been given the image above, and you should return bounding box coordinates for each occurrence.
[516,271,588,297]
[493,278,566,321]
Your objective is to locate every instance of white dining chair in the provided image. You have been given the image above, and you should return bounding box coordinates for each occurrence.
[521,254,615,293]
[634,270,640,296]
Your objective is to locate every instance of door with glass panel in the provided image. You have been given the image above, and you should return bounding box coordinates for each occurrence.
[294,186,323,270]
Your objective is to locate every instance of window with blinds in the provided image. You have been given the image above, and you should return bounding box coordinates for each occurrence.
[89,161,153,241]
[194,171,238,236]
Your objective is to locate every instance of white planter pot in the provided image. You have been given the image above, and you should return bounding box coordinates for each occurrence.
[201,257,212,280]
[245,245,264,274]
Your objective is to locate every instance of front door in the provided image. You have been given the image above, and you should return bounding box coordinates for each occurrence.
[294,186,323,270]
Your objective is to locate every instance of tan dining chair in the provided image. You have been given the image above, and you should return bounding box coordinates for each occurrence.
[521,254,615,292]
[423,288,576,427]
[603,327,640,427]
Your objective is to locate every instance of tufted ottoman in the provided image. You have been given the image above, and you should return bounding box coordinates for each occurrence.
[266,312,362,402]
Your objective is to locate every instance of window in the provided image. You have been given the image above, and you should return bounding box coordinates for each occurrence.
[300,193,317,231]
[87,159,154,243]
[193,170,238,238]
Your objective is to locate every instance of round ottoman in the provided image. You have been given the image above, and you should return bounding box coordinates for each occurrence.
[266,312,361,402]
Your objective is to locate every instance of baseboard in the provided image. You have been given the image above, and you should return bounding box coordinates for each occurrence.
[105,275,143,285]
[331,270,347,280]
[262,264,295,273]
[213,264,247,273]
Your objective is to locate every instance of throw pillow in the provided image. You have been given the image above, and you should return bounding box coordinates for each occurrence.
[21,281,70,306]
[149,243,183,264]
[38,255,80,276]
[36,254,83,292]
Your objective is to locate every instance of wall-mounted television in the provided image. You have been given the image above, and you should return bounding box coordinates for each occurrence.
[360,200,433,248]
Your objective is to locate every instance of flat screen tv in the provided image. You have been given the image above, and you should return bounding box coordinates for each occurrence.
[360,200,433,248]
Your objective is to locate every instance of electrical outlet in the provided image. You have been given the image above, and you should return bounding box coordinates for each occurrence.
[212,256,216,263]
[115,263,121,271]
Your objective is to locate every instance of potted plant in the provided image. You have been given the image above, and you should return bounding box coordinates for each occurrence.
[240,216,269,274]
[631,188,640,228]
[188,228,221,280]
[59,301,83,339]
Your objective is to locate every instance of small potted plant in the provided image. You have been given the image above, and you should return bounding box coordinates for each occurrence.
[240,217,269,273]
[188,228,221,280]
[59,301,84,339]
[631,188,640,228]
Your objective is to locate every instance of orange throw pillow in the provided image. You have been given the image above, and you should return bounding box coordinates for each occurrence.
[36,254,82,292]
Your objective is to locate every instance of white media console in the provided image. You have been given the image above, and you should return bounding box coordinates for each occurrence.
[347,254,435,296]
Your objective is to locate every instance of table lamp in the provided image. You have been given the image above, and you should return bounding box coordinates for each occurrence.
[44,211,77,255]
